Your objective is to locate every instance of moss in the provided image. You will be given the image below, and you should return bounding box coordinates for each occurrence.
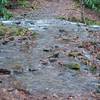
[64,63,80,70]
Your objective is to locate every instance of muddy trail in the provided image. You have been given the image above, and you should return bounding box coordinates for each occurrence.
[0,0,100,100]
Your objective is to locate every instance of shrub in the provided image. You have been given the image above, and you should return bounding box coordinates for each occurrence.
[0,0,13,19]
[84,0,100,12]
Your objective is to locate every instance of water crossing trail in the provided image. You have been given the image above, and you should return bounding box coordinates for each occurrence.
[0,18,100,99]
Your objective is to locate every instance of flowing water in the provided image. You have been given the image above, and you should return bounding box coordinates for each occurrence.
[0,19,100,98]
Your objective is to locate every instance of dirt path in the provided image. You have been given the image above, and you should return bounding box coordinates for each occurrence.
[11,0,100,21]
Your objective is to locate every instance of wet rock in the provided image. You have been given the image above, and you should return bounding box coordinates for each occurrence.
[64,63,80,70]
[43,48,51,52]
[52,93,58,98]
[23,13,27,16]
[61,36,70,42]
[81,58,91,65]
[0,69,11,75]
[13,70,23,74]
[17,88,30,95]
[40,59,48,65]
[43,47,53,52]
[15,21,21,25]
[7,88,15,92]
[22,37,27,40]
[49,58,57,62]
[29,68,38,72]
[49,52,59,58]
[97,53,100,60]
[43,27,48,30]
[12,64,22,70]
[8,37,14,41]
[96,84,100,93]
[90,66,97,73]
[68,51,82,57]
[59,29,66,33]
[2,40,9,45]
[0,80,2,83]
[54,45,59,49]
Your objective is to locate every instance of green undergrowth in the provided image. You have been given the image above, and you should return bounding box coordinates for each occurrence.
[0,0,37,19]
[75,0,100,12]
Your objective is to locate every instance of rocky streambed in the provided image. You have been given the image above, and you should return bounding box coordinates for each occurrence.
[0,19,100,100]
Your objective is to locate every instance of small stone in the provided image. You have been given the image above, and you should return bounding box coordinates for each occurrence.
[29,68,38,72]
[43,48,52,52]
[54,45,59,48]
[97,53,100,60]
[42,96,47,99]
[40,59,48,65]
[8,37,14,41]
[2,40,9,45]
[52,52,59,58]
[13,64,22,70]
[61,36,70,42]
[13,70,23,74]
[68,51,82,57]
[0,69,11,75]
[0,80,2,83]
[53,93,58,98]
[15,21,21,25]
[49,58,57,62]
[64,63,80,70]
[7,88,14,92]
[59,29,66,33]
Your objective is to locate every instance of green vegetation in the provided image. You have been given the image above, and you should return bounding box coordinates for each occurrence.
[18,0,30,8]
[75,0,100,12]
[0,0,31,19]
[0,0,13,19]
[84,0,100,12]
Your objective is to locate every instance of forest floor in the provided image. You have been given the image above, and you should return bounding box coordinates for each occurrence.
[0,0,100,100]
